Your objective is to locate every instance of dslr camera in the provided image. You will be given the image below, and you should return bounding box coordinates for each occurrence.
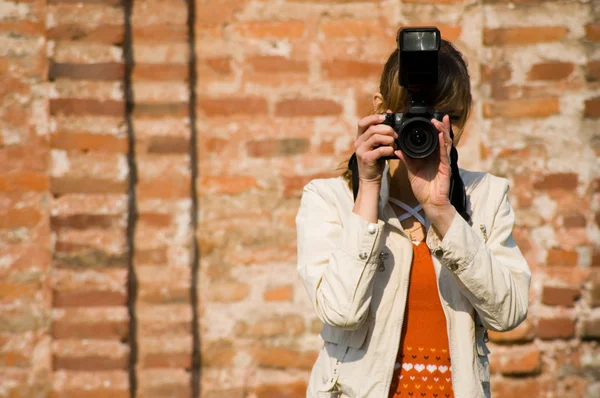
[383,27,446,159]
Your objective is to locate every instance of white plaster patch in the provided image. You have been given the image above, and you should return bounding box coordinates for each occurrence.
[50,150,70,177]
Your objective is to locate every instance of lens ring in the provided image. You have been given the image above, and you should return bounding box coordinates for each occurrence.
[399,117,438,159]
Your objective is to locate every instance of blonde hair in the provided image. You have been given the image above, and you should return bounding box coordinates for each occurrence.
[342,37,473,185]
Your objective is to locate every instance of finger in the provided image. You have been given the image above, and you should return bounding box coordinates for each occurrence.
[357,114,387,137]
[431,117,452,155]
[363,133,396,151]
[355,124,397,148]
[395,149,417,171]
[438,132,451,167]
[364,145,396,162]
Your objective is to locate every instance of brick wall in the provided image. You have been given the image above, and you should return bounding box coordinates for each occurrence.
[0,0,599,397]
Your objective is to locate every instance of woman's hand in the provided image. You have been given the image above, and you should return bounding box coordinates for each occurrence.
[355,114,398,186]
[395,115,456,234]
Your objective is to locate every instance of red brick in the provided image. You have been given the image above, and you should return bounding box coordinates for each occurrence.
[537,317,575,340]
[48,0,123,4]
[590,276,600,307]
[144,136,189,154]
[0,172,49,192]
[586,60,600,81]
[54,354,128,371]
[542,286,581,307]
[0,283,40,303]
[0,20,46,37]
[483,97,559,118]
[235,314,305,338]
[246,138,310,158]
[584,97,600,118]
[481,64,512,83]
[132,64,188,81]
[0,207,44,229]
[320,20,382,39]
[51,177,128,195]
[205,282,250,302]
[253,381,307,398]
[204,57,232,75]
[231,21,305,39]
[533,172,578,190]
[50,99,124,117]
[198,97,268,117]
[49,62,124,81]
[199,175,258,195]
[47,24,124,44]
[134,103,188,118]
[483,26,568,46]
[135,247,168,266]
[488,318,535,343]
[581,317,600,339]
[527,62,574,81]
[490,344,540,375]
[585,23,600,42]
[51,132,128,153]
[563,212,586,228]
[132,24,187,43]
[546,248,579,267]
[263,285,294,302]
[283,172,340,197]
[0,143,49,174]
[201,339,236,367]
[491,377,556,398]
[248,56,308,74]
[52,316,128,340]
[276,99,343,117]
[53,290,127,308]
[322,60,382,80]
[252,344,318,369]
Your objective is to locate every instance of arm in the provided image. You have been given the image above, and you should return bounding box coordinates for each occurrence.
[429,180,531,332]
[296,180,385,330]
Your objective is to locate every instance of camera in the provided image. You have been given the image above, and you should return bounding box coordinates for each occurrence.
[383,27,445,159]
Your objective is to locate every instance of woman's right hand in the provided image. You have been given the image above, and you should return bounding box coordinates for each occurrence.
[354,114,398,185]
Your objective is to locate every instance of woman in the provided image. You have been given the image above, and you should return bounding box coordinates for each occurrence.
[295,35,531,398]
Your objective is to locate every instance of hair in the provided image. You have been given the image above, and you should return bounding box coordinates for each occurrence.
[343,36,473,221]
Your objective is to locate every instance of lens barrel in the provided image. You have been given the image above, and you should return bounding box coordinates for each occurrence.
[398,117,438,159]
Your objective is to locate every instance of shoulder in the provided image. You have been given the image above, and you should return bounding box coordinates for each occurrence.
[459,168,510,213]
[303,176,353,203]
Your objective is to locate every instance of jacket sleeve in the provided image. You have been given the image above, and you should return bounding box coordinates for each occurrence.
[296,180,386,330]
[429,180,531,332]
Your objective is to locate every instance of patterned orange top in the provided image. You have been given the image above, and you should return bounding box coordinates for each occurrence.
[388,241,454,398]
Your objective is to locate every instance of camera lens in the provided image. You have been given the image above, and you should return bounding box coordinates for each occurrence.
[399,118,438,159]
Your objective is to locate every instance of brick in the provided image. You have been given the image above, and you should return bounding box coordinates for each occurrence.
[322,60,382,80]
[53,340,129,371]
[0,207,44,229]
[53,290,127,308]
[585,23,600,42]
[264,285,294,302]
[483,97,559,119]
[586,61,600,82]
[276,99,343,117]
[0,20,46,37]
[135,247,168,266]
[198,97,268,117]
[320,20,381,39]
[144,136,189,154]
[52,308,129,340]
[49,62,124,81]
[231,21,305,39]
[546,248,579,267]
[201,339,235,367]
[481,64,511,83]
[248,56,308,74]
[491,376,556,398]
[246,138,310,158]
[50,371,129,398]
[537,317,575,340]
[47,24,124,44]
[582,316,600,339]
[253,381,307,398]
[251,344,318,369]
[134,103,188,118]
[0,144,49,174]
[235,314,305,338]
[488,318,535,343]
[0,172,49,192]
[483,27,567,46]
[51,214,121,231]
[50,99,124,117]
[527,62,574,81]
[533,173,578,190]
[584,97,600,118]
[137,177,190,200]
[132,24,187,43]
[590,276,600,307]
[204,57,232,75]
[199,175,259,195]
[563,212,586,228]
[542,286,581,307]
[132,64,188,81]
[138,336,191,368]
[51,132,127,153]
[490,344,541,375]
[51,177,128,195]
[283,171,340,197]
[205,282,250,302]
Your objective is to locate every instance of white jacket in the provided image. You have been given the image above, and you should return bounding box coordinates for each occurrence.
[296,168,531,398]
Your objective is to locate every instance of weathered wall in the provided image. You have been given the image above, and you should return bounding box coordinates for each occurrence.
[1,0,599,397]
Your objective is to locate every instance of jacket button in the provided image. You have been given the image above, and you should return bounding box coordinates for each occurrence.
[367,224,377,235]
[359,251,368,260]
[433,247,444,257]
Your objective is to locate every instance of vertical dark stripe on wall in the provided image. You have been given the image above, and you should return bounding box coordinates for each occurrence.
[185,0,201,397]
[123,0,139,397]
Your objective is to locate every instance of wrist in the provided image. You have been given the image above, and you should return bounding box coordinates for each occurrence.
[424,204,456,239]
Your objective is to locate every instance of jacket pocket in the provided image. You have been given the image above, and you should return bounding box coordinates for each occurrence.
[320,322,369,349]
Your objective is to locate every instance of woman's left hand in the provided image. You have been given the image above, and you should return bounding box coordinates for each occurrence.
[395,114,454,212]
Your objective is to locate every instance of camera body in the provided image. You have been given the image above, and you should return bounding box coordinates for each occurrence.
[384,26,445,159]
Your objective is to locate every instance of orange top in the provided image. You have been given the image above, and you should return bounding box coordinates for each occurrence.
[388,241,454,398]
